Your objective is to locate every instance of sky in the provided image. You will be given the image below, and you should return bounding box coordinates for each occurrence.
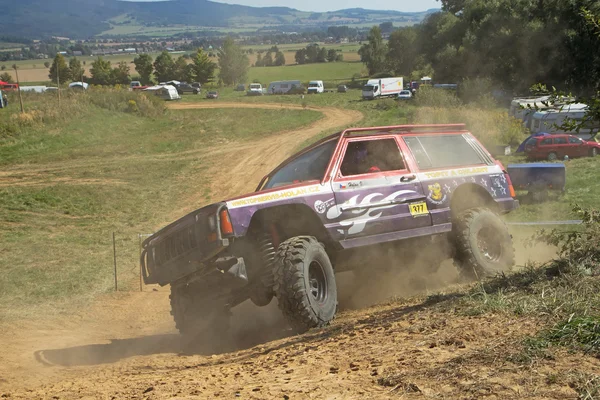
[125,0,441,13]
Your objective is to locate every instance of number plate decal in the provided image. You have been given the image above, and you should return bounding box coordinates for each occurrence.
[409,201,429,217]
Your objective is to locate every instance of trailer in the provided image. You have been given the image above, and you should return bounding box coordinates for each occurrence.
[362,77,403,100]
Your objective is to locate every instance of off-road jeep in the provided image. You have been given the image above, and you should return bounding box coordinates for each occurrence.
[141,124,518,336]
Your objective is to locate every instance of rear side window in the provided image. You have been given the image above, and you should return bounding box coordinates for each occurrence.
[540,138,553,145]
[569,137,583,144]
[403,134,488,170]
[554,137,568,144]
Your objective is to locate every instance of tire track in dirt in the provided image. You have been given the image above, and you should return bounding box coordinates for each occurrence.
[0,102,363,393]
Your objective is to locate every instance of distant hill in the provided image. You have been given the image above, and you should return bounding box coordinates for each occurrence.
[0,0,438,39]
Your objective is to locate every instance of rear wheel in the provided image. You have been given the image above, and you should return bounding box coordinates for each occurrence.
[547,152,558,161]
[193,89,199,94]
[273,236,337,334]
[452,208,515,281]
[169,284,230,340]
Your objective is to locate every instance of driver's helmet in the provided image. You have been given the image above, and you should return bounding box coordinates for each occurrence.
[353,146,368,164]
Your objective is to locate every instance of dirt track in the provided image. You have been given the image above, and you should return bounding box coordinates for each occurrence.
[2,102,596,399]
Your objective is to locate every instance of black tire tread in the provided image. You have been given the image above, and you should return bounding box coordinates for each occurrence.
[453,207,515,280]
[273,236,332,333]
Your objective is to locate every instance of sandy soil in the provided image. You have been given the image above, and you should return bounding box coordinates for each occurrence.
[1,102,589,400]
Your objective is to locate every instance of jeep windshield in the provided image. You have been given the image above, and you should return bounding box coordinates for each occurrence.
[249,84,261,89]
[308,83,319,88]
[262,140,337,189]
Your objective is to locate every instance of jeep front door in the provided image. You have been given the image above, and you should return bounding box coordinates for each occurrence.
[326,137,432,242]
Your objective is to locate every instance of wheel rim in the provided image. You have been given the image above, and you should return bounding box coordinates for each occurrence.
[476,227,503,262]
[308,261,328,303]
[593,148,597,156]
[548,153,557,161]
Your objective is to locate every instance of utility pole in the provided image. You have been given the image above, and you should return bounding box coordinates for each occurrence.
[56,59,61,106]
[12,64,24,113]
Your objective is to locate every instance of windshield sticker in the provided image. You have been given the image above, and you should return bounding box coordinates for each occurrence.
[326,189,416,235]
[427,183,447,205]
[314,198,335,214]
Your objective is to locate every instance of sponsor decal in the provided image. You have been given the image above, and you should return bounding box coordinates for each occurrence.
[421,166,491,180]
[326,189,416,235]
[314,198,335,214]
[229,186,320,207]
[427,182,447,205]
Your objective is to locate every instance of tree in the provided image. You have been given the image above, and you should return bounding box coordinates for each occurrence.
[0,72,12,83]
[295,48,307,65]
[255,53,263,67]
[263,51,273,67]
[358,26,387,76]
[326,49,337,62]
[379,22,394,34]
[48,53,70,84]
[191,48,216,84]
[305,44,319,63]
[133,53,153,85]
[113,61,131,85]
[274,51,286,66]
[173,55,188,81]
[386,27,419,76]
[317,47,327,63]
[44,61,50,68]
[218,37,249,85]
[89,57,113,85]
[153,51,174,83]
[69,57,84,82]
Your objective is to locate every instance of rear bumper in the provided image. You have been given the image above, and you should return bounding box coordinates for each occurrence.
[497,198,519,214]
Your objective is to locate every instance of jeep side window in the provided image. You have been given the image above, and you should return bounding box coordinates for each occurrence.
[263,140,337,189]
[340,138,405,176]
[404,134,487,169]
[554,137,568,144]
[540,138,553,145]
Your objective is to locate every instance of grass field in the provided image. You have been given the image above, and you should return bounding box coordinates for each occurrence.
[2,87,598,321]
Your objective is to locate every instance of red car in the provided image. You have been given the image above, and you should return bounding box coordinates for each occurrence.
[524,134,600,160]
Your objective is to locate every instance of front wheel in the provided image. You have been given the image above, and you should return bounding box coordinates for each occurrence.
[548,152,558,161]
[590,148,598,157]
[452,208,515,281]
[273,236,337,334]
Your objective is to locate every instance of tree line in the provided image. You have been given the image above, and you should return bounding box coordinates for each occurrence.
[46,37,250,87]
[295,44,343,65]
[359,0,600,95]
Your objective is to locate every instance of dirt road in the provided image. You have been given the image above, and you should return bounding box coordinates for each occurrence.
[2,102,591,399]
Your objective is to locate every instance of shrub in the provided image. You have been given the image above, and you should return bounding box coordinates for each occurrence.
[374,98,397,111]
[414,86,462,108]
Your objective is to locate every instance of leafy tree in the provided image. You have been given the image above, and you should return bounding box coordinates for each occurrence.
[133,53,153,85]
[113,61,131,85]
[191,48,216,84]
[274,51,286,66]
[326,49,337,63]
[386,27,418,76]
[255,53,263,67]
[317,47,327,63]
[44,61,50,68]
[379,22,394,34]
[48,53,70,84]
[89,57,113,85]
[358,26,387,76]
[218,37,249,85]
[173,55,188,81]
[0,65,5,71]
[295,48,306,65]
[69,57,84,82]
[0,72,13,83]
[153,51,174,83]
[263,51,273,67]
[305,44,319,63]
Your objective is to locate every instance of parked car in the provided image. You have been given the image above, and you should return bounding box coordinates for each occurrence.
[397,90,413,100]
[141,123,518,338]
[0,90,7,108]
[191,82,202,89]
[337,85,348,93]
[176,83,200,95]
[130,81,148,91]
[206,91,219,99]
[307,80,324,94]
[247,83,264,96]
[524,134,600,160]
[235,84,246,92]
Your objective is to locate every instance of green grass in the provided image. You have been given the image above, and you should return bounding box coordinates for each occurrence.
[0,94,321,320]
[246,62,364,85]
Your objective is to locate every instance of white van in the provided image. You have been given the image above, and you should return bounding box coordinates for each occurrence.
[267,80,302,95]
[530,103,597,139]
[362,77,403,99]
[307,80,324,94]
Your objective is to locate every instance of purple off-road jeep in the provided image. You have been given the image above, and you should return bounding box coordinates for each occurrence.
[141,124,518,335]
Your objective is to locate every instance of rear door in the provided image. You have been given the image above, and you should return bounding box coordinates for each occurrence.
[553,136,569,158]
[327,136,431,240]
[568,136,586,157]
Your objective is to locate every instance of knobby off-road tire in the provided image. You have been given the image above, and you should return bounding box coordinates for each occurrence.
[452,208,515,281]
[169,284,230,338]
[273,236,337,334]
